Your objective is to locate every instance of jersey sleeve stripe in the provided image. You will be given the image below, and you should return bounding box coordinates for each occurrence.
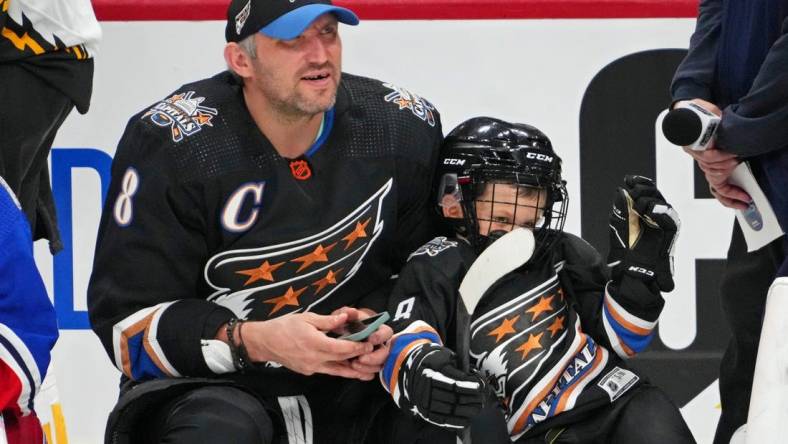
[0,325,41,415]
[0,359,24,415]
[382,321,441,396]
[143,304,181,377]
[603,298,652,337]
[603,285,657,332]
[387,339,431,402]
[112,302,180,380]
[602,285,655,356]
[601,304,650,358]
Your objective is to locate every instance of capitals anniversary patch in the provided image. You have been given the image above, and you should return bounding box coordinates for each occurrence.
[143,91,218,142]
[382,83,436,127]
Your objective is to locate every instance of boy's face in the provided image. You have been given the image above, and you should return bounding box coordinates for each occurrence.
[474,183,546,236]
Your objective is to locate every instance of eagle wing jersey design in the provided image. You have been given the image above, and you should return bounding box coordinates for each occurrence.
[205,179,393,319]
[469,261,609,439]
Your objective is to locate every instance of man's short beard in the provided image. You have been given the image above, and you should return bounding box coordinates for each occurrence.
[249,57,340,120]
[292,91,337,116]
[268,89,337,120]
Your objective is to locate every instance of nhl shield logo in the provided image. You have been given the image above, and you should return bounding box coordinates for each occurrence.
[205,179,393,319]
[289,159,312,180]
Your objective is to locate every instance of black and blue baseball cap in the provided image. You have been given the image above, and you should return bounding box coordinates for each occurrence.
[226,0,359,42]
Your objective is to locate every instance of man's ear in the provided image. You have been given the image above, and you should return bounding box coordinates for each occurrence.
[224,42,254,79]
[441,194,464,219]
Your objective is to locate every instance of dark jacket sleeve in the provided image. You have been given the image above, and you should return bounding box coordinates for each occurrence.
[87,117,234,382]
[716,16,788,157]
[670,0,723,103]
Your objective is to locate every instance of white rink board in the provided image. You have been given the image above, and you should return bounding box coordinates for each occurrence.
[36,18,728,443]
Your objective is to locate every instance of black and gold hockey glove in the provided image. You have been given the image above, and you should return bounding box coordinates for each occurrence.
[608,175,680,292]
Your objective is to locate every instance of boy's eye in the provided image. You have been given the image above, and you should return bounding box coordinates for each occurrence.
[492,217,511,224]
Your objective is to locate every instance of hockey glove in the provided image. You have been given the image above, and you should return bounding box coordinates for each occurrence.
[608,175,680,292]
[395,343,488,430]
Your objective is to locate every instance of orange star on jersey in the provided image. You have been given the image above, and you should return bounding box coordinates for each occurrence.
[488,315,520,343]
[265,286,307,315]
[195,112,214,126]
[342,218,371,250]
[525,295,554,321]
[516,332,544,359]
[292,243,337,272]
[312,268,343,294]
[395,97,412,109]
[236,260,285,286]
[547,316,565,338]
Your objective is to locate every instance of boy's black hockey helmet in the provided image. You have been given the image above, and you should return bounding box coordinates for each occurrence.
[435,116,568,257]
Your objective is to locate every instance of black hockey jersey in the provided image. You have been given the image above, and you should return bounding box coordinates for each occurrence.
[87,71,442,395]
[382,234,664,441]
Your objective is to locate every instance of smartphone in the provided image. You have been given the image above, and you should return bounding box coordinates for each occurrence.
[338,311,390,341]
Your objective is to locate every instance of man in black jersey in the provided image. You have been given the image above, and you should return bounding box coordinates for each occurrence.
[381,117,696,443]
[87,1,449,443]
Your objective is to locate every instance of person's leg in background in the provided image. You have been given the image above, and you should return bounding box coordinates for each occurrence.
[714,221,785,444]
[778,237,788,278]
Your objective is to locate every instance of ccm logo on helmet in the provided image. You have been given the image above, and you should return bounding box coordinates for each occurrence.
[628,266,655,277]
[443,158,466,165]
[526,152,554,162]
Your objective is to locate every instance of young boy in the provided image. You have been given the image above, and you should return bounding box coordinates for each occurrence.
[379,117,695,443]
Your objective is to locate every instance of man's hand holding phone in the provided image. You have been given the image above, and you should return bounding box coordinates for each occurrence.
[330,307,393,380]
[337,311,390,341]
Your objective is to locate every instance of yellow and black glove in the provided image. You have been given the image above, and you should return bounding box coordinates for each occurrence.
[608,175,680,292]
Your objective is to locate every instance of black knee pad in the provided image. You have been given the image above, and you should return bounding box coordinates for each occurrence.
[157,386,274,444]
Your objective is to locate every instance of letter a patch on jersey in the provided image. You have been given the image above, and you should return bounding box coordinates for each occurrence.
[205,179,393,320]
